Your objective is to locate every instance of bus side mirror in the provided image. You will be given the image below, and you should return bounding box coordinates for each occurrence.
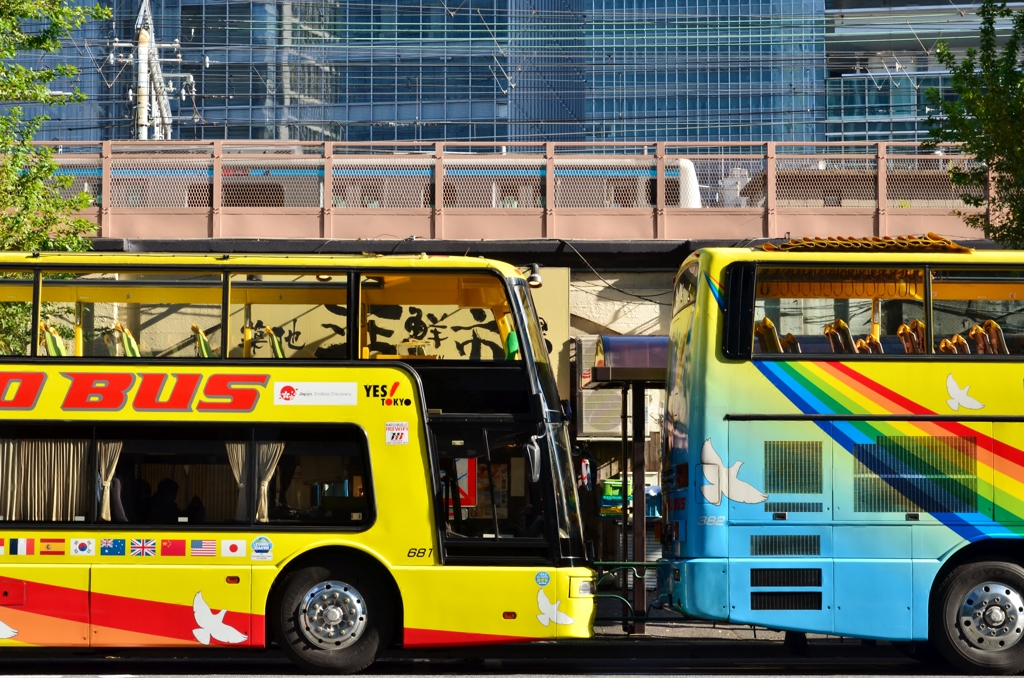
[523,436,542,483]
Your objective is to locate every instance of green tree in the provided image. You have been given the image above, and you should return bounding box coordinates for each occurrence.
[926,0,1024,245]
[0,0,109,354]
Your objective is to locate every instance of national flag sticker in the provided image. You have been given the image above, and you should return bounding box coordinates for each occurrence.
[190,539,216,557]
[130,539,156,557]
[100,538,126,556]
[41,538,66,555]
[385,421,409,445]
[70,538,94,556]
[221,539,246,557]
[9,538,33,555]
[161,539,186,556]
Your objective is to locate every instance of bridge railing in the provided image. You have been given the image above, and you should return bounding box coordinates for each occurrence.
[41,140,984,241]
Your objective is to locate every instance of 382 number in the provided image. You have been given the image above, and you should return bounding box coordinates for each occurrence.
[407,548,433,558]
[697,515,726,526]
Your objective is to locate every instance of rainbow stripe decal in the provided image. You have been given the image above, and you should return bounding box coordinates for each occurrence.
[754,360,1021,542]
[703,272,724,310]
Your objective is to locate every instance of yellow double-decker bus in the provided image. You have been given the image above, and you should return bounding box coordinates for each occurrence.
[0,252,593,672]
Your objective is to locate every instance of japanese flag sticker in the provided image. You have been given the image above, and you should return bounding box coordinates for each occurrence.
[386,422,409,445]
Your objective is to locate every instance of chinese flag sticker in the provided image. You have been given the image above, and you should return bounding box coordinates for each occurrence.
[161,539,186,556]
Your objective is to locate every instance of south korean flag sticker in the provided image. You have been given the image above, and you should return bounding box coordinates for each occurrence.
[386,422,409,445]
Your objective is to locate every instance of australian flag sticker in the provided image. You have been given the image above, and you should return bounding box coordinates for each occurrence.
[100,538,126,556]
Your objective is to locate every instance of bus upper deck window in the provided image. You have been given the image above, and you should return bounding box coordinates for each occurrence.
[753,267,927,356]
[932,269,1024,356]
[39,271,223,359]
[229,273,349,359]
[359,273,514,361]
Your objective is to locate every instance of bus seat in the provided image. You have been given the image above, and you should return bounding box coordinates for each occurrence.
[191,324,213,358]
[865,335,883,354]
[268,328,285,359]
[951,333,971,355]
[114,322,141,357]
[938,338,958,355]
[824,324,844,353]
[110,476,129,523]
[969,325,991,354]
[910,319,927,352]
[40,323,68,357]
[754,317,783,353]
[781,333,802,354]
[833,319,858,354]
[855,338,872,353]
[897,323,921,354]
[985,319,1010,354]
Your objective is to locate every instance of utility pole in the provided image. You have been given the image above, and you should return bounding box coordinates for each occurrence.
[134,0,175,140]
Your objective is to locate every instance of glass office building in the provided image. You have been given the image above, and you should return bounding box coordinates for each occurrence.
[583,0,826,141]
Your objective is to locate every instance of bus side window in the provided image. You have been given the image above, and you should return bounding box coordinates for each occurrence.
[40,271,223,359]
[229,273,350,360]
[753,267,927,356]
[932,269,1024,356]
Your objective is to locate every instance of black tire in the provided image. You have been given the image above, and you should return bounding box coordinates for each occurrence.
[932,561,1024,674]
[272,559,394,674]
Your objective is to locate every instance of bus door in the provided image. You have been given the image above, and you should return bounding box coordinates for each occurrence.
[88,424,252,647]
[725,421,834,633]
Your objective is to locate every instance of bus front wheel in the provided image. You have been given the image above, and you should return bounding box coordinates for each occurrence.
[934,561,1024,674]
[273,561,394,673]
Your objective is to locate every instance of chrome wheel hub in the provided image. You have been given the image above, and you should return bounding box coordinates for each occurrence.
[298,580,367,650]
[959,581,1024,651]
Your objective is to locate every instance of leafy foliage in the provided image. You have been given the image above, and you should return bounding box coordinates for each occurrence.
[926,0,1024,245]
[0,0,109,354]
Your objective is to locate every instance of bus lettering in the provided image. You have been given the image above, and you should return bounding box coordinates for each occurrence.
[60,373,135,411]
[0,372,45,410]
[132,373,202,412]
[196,374,270,412]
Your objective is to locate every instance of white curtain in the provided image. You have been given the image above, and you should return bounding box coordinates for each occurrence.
[0,439,18,521]
[256,442,285,522]
[96,440,123,521]
[225,442,249,521]
[1,439,90,521]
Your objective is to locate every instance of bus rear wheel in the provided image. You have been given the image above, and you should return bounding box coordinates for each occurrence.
[934,561,1024,674]
[273,561,394,673]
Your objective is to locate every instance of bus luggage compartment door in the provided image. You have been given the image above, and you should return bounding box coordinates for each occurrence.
[90,563,252,647]
[0,564,89,646]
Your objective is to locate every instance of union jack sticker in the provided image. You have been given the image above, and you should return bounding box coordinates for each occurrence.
[130,538,156,557]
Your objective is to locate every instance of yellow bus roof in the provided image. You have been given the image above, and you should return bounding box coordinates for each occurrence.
[690,246,1016,268]
[0,252,525,278]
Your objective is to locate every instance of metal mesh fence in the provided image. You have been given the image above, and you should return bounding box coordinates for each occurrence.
[887,156,985,210]
[442,157,544,209]
[554,158,655,209]
[110,158,213,208]
[774,156,877,208]
[220,159,323,208]
[53,160,102,204]
[668,156,767,208]
[333,157,434,209]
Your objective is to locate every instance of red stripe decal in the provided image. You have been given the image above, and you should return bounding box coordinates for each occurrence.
[0,577,88,624]
[90,590,251,645]
[403,627,533,648]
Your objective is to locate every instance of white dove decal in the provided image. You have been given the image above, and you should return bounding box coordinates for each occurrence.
[0,617,17,639]
[192,591,248,645]
[946,373,984,411]
[699,438,767,506]
[536,588,575,627]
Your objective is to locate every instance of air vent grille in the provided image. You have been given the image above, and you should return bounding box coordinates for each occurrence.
[765,441,822,494]
[853,435,977,513]
[764,502,823,513]
[751,568,822,587]
[750,534,821,556]
[751,592,822,610]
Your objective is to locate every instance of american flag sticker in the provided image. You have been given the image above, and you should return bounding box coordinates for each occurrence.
[190,539,216,556]
[130,538,156,557]
[9,538,33,555]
